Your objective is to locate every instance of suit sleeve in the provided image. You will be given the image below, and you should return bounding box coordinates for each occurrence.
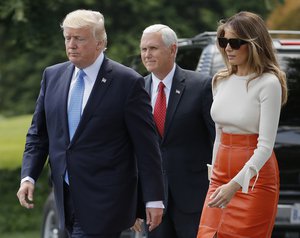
[21,70,49,181]
[124,76,164,203]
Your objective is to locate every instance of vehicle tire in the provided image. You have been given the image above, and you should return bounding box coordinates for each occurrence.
[41,190,67,238]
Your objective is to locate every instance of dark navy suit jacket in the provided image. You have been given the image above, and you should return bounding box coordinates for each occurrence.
[144,65,215,214]
[21,57,164,234]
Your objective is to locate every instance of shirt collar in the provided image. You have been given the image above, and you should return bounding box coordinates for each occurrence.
[74,52,104,83]
[151,64,176,92]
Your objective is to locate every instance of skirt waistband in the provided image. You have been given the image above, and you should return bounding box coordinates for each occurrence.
[221,132,258,147]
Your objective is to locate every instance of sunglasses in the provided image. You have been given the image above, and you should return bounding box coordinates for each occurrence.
[218,37,248,50]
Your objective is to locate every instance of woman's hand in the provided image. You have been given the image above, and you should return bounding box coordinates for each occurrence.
[131,218,144,232]
[208,180,241,208]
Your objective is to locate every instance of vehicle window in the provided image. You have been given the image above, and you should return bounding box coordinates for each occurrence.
[271,54,300,189]
[278,56,300,126]
[176,47,203,71]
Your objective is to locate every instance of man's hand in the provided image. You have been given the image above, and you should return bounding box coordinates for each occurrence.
[16,181,35,209]
[146,207,163,232]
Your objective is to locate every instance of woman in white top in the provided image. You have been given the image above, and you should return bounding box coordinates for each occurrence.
[197,11,287,238]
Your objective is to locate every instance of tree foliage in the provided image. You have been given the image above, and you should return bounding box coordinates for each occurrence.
[0,0,287,115]
[266,0,300,30]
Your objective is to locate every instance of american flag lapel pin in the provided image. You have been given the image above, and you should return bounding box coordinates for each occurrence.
[176,89,181,94]
[101,78,107,83]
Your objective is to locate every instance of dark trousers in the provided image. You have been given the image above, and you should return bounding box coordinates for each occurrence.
[146,193,201,238]
[63,183,121,238]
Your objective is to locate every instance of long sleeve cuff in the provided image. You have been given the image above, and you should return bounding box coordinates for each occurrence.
[233,163,259,193]
[146,201,165,208]
[241,164,259,193]
[21,176,35,185]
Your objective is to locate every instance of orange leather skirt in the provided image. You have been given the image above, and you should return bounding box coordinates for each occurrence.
[197,133,279,238]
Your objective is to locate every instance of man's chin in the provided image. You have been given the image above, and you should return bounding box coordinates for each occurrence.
[69,59,82,68]
[146,66,156,73]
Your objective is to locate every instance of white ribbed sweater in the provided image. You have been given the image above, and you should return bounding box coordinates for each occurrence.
[211,73,282,193]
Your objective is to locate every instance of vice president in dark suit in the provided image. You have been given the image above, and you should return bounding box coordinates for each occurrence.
[16,10,164,238]
[136,24,215,238]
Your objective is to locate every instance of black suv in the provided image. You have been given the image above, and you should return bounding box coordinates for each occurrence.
[42,31,300,238]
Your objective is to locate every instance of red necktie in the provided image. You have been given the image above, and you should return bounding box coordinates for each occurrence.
[154,82,166,137]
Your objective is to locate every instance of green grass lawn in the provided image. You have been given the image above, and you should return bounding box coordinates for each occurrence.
[1,231,39,238]
[0,115,32,169]
[0,115,50,236]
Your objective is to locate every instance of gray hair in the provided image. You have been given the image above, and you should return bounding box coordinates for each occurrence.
[61,9,107,43]
[143,24,178,48]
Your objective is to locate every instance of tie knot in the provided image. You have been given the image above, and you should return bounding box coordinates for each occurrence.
[158,82,165,91]
[77,69,86,80]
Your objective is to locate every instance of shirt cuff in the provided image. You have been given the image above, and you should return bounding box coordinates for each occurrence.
[21,176,35,185]
[145,201,164,208]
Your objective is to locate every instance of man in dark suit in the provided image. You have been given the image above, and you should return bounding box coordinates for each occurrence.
[16,10,164,238]
[134,24,215,238]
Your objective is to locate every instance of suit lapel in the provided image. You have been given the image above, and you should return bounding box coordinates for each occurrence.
[145,67,186,143]
[163,66,185,142]
[144,75,152,95]
[61,64,75,143]
[71,57,113,142]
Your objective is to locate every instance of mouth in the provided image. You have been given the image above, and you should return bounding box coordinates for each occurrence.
[68,52,79,57]
[145,60,156,65]
[227,55,235,60]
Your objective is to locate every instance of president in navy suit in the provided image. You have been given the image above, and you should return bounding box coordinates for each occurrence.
[17,10,164,238]
[134,24,215,238]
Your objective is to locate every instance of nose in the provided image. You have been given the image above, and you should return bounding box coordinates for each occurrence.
[67,38,77,48]
[225,43,232,51]
[144,49,152,58]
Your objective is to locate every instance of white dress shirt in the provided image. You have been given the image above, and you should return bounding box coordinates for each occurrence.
[150,64,176,109]
[68,52,104,112]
